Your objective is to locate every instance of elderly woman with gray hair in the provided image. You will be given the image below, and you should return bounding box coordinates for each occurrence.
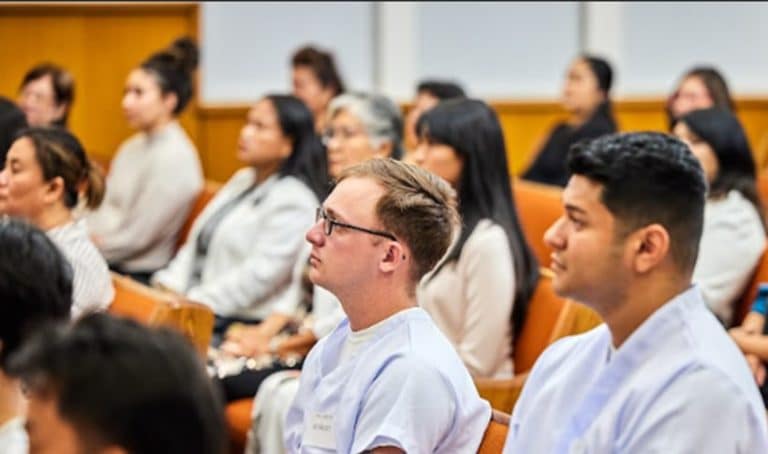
[217,92,403,448]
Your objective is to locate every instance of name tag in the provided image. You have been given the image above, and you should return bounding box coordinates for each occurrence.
[304,412,336,450]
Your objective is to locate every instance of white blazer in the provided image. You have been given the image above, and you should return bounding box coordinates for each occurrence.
[152,168,318,320]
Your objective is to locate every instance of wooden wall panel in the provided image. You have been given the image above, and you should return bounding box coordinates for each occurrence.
[196,98,768,183]
[0,3,198,164]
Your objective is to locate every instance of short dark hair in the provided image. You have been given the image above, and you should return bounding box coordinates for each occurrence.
[19,62,75,127]
[8,313,227,454]
[0,218,72,370]
[141,36,199,115]
[568,132,707,271]
[416,80,466,101]
[291,45,346,96]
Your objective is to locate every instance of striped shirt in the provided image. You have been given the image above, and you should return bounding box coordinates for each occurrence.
[48,219,114,319]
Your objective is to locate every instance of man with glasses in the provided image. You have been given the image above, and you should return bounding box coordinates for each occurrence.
[284,159,490,453]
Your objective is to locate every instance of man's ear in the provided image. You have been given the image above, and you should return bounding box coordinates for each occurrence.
[379,241,407,274]
[630,224,670,274]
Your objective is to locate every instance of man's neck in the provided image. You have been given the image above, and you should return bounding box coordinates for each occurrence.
[0,372,25,427]
[600,275,691,349]
[340,284,417,332]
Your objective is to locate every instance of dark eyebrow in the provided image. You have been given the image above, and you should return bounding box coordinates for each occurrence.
[323,206,347,222]
[564,204,588,216]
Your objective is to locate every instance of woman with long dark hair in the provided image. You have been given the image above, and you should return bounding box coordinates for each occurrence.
[413,98,539,377]
[152,94,327,333]
[673,107,766,325]
[667,66,734,129]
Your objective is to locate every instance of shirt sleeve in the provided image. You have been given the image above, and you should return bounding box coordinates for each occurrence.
[351,357,457,454]
[456,222,516,377]
[617,367,768,453]
[93,142,202,264]
[185,193,316,316]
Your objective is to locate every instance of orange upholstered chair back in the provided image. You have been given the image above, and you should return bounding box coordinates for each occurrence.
[477,410,510,453]
[513,269,566,373]
[108,272,214,357]
[512,178,563,266]
[175,180,222,251]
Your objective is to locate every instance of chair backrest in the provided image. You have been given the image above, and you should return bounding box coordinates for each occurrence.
[108,272,214,357]
[512,178,563,266]
[514,269,602,373]
[735,246,768,326]
[476,409,510,453]
[175,180,222,251]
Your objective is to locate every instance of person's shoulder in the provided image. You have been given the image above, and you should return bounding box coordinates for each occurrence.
[267,175,319,208]
[531,325,608,372]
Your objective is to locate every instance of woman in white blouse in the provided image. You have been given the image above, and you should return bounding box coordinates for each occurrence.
[0,127,113,319]
[87,37,203,283]
[673,107,767,326]
[151,94,327,334]
[412,98,540,378]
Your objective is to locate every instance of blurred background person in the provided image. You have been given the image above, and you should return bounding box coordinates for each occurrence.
[403,79,466,160]
[667,66,735,129]
[672,107,766,326]
[0,128,113,318]
[522,54,617,187]
[87,37,203,284]
[0,218,72,454]
[151,94,326,338]
[413,98,539,377]
[17,62,75,128]
[291,45,346,133]
[0,97,27,167]
[8,313,227,454]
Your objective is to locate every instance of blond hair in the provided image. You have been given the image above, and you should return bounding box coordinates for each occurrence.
[338,158,459,284]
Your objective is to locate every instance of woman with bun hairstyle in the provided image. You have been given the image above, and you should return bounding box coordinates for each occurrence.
[87,37,203,284]
[0,127,113,318]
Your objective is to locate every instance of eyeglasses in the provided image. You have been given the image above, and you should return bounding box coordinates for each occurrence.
[320,127,366,147]
[315,207,397,241]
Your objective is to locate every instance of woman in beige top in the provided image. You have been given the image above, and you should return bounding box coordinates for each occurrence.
[412,98,540,378]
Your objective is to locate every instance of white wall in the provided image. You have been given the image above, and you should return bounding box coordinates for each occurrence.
[200,2,374,104]
[199,1,768,104]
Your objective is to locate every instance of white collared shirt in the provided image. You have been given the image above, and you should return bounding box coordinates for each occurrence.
[504,286,768,453]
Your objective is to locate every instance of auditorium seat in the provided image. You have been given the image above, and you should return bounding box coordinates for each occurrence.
[477,409,511,453]
[175,180,223,251]
[512,178,563,266]
[108,272,214,357]
[474,268,602,413]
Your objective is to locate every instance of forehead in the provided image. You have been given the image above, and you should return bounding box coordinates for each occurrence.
[7,137,36,161]
[324,176,384,221]
[680,76,708,94]
[248,98,277,120]
[563,175,612,218]
[23,74,54,92]
[126,68,159,88]
[330,109,363,128]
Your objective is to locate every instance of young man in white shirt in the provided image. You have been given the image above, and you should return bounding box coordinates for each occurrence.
[504,132,768,453]
[284,158,490,453]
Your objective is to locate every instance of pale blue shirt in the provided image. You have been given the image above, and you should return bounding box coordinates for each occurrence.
[284,307,490,453]
[504,286,768,453]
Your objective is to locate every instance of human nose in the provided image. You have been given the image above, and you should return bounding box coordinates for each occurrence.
[544,216,566,251]
[306,218,326,246]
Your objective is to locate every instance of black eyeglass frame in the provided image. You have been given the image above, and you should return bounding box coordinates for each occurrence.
[315,207,397,241]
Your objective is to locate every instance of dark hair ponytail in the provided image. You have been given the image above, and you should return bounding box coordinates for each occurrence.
[140,36,199,115]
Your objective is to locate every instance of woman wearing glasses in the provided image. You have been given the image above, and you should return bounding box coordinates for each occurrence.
[413,98,540,378]
[151,94,327,334]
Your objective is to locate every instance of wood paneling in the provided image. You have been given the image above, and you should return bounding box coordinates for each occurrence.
[0,3,198,163]
[197,98,768,182]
